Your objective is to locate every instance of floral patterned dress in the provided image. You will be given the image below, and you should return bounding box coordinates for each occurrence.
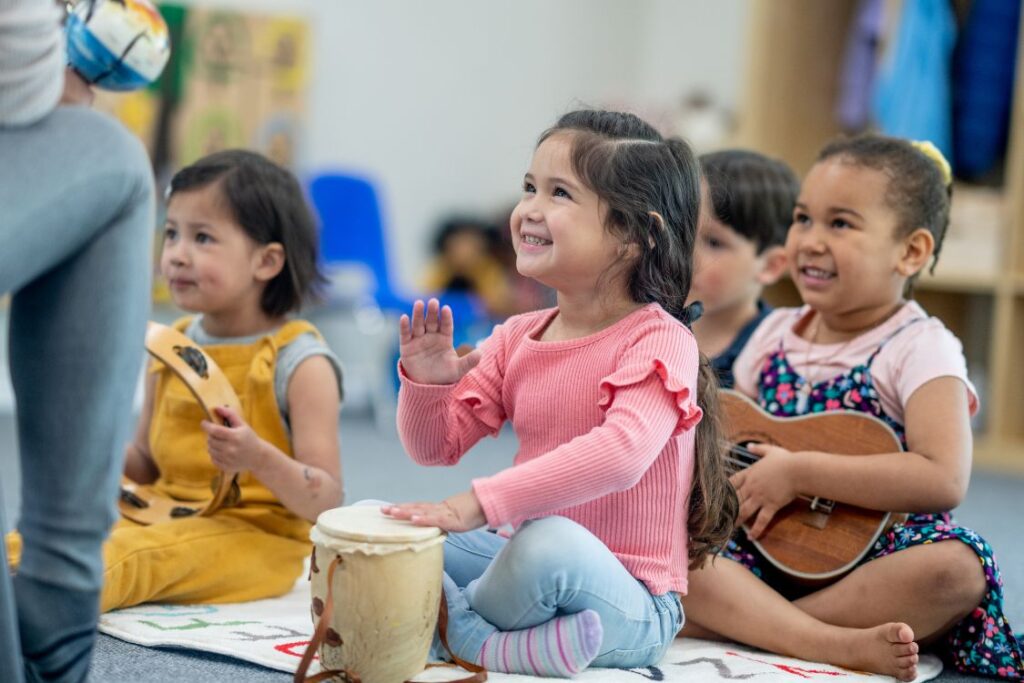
[722,322,1023,679]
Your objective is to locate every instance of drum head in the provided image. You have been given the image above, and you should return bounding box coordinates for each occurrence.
[315,506,443,544]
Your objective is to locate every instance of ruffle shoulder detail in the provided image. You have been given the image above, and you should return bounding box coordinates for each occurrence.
[597,358,702,436]
[451,383,504,436]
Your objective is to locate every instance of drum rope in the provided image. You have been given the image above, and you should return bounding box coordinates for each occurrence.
[294,555,488,683]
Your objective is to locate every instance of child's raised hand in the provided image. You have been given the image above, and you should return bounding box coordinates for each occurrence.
[399,298,482,385]
[201,406,268,474]
[381,490,486,532]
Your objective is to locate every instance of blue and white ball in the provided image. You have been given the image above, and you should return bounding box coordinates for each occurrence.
[66,0,171,91]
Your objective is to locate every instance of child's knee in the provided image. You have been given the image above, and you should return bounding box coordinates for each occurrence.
[923,541,987,611]
[67,108,151,188]
[505,516,598,575]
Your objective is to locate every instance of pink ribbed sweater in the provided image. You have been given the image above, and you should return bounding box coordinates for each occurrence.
[397,304,702,595]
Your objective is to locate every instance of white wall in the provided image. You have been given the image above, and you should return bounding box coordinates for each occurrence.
[172,0,749,292]
[634,0,748,111]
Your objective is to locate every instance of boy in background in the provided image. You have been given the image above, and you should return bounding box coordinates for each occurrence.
[688,150,798,388]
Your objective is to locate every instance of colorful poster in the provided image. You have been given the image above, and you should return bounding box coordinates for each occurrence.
[90,4,310,302]
[93,4,310,177]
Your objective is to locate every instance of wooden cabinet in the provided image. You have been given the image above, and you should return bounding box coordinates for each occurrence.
[736,0,1024,471]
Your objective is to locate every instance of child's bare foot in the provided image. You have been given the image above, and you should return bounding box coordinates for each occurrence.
[830,623,918,682]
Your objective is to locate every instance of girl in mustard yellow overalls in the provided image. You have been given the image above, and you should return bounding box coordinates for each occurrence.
[25,150,346,612]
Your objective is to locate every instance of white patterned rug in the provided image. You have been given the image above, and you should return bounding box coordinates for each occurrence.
[99,576,942,682]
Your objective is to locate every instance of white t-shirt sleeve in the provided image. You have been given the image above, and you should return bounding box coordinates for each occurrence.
[275,333,345,427]
[872,318,979,424]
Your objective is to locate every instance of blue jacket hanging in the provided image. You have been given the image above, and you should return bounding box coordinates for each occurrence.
[953,0,1022,179]
[872,0,958,159]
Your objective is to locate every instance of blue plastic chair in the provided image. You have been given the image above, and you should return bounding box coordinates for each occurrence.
[307,173,491,411]
[307,172,487,337]
[308,173,413,312]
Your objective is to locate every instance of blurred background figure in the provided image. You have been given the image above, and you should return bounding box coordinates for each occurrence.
[423,216,509,319]
[422,213,556,349]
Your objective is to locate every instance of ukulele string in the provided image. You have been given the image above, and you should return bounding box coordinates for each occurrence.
[721,442,819,505]
[722,443,761,464]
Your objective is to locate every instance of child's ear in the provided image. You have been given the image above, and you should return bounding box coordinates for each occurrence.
[755,245,788,286]
[254,242,286,282]
[897,228,935,277]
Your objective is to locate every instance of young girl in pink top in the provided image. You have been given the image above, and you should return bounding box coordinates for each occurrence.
[382,110,737,676]
[680,134,1023,681]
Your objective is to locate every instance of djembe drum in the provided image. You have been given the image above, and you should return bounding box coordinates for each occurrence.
[298,506,486,683]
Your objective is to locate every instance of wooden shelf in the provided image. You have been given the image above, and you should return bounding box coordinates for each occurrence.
[770,271,1002,299]
[973,437,1024,475]
[916,271,998,295]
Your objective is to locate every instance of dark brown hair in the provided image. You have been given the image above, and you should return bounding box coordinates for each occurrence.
[168,149,326,316]
[700,149,799,252]
[540,110,738,568]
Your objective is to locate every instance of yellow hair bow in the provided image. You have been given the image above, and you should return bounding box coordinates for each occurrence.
[910,140,953,186]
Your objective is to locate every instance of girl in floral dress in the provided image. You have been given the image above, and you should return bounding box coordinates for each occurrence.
[679,134,1022,681]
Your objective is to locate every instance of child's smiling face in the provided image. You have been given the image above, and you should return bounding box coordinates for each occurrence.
[510,133,631,300]
[787,158,918,321]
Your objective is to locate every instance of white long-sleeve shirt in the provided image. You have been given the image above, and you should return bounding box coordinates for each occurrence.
[0,0,64,126]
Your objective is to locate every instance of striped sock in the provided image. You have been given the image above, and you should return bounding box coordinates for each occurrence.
[477,609,603,678]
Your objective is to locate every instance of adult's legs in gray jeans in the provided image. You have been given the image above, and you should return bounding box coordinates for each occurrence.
[0,106,154,682]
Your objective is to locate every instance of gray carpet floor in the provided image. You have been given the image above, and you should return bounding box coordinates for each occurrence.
[0,409,1020,682]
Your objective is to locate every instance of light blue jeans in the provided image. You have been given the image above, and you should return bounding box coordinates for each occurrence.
[0,106,154,682]
[436,516,684,670]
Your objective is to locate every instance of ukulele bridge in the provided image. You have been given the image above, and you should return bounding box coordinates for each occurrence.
[802,497,836,530]
[808,497,835,514]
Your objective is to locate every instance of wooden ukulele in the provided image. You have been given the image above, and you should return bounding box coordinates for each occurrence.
[719,389,907,585]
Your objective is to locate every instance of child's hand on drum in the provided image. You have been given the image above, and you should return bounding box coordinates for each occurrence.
[382,490,486,532]
[201,406,268,474]
[399,298,482,385]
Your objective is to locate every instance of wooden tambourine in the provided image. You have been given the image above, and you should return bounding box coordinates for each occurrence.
[118,322,242,525]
